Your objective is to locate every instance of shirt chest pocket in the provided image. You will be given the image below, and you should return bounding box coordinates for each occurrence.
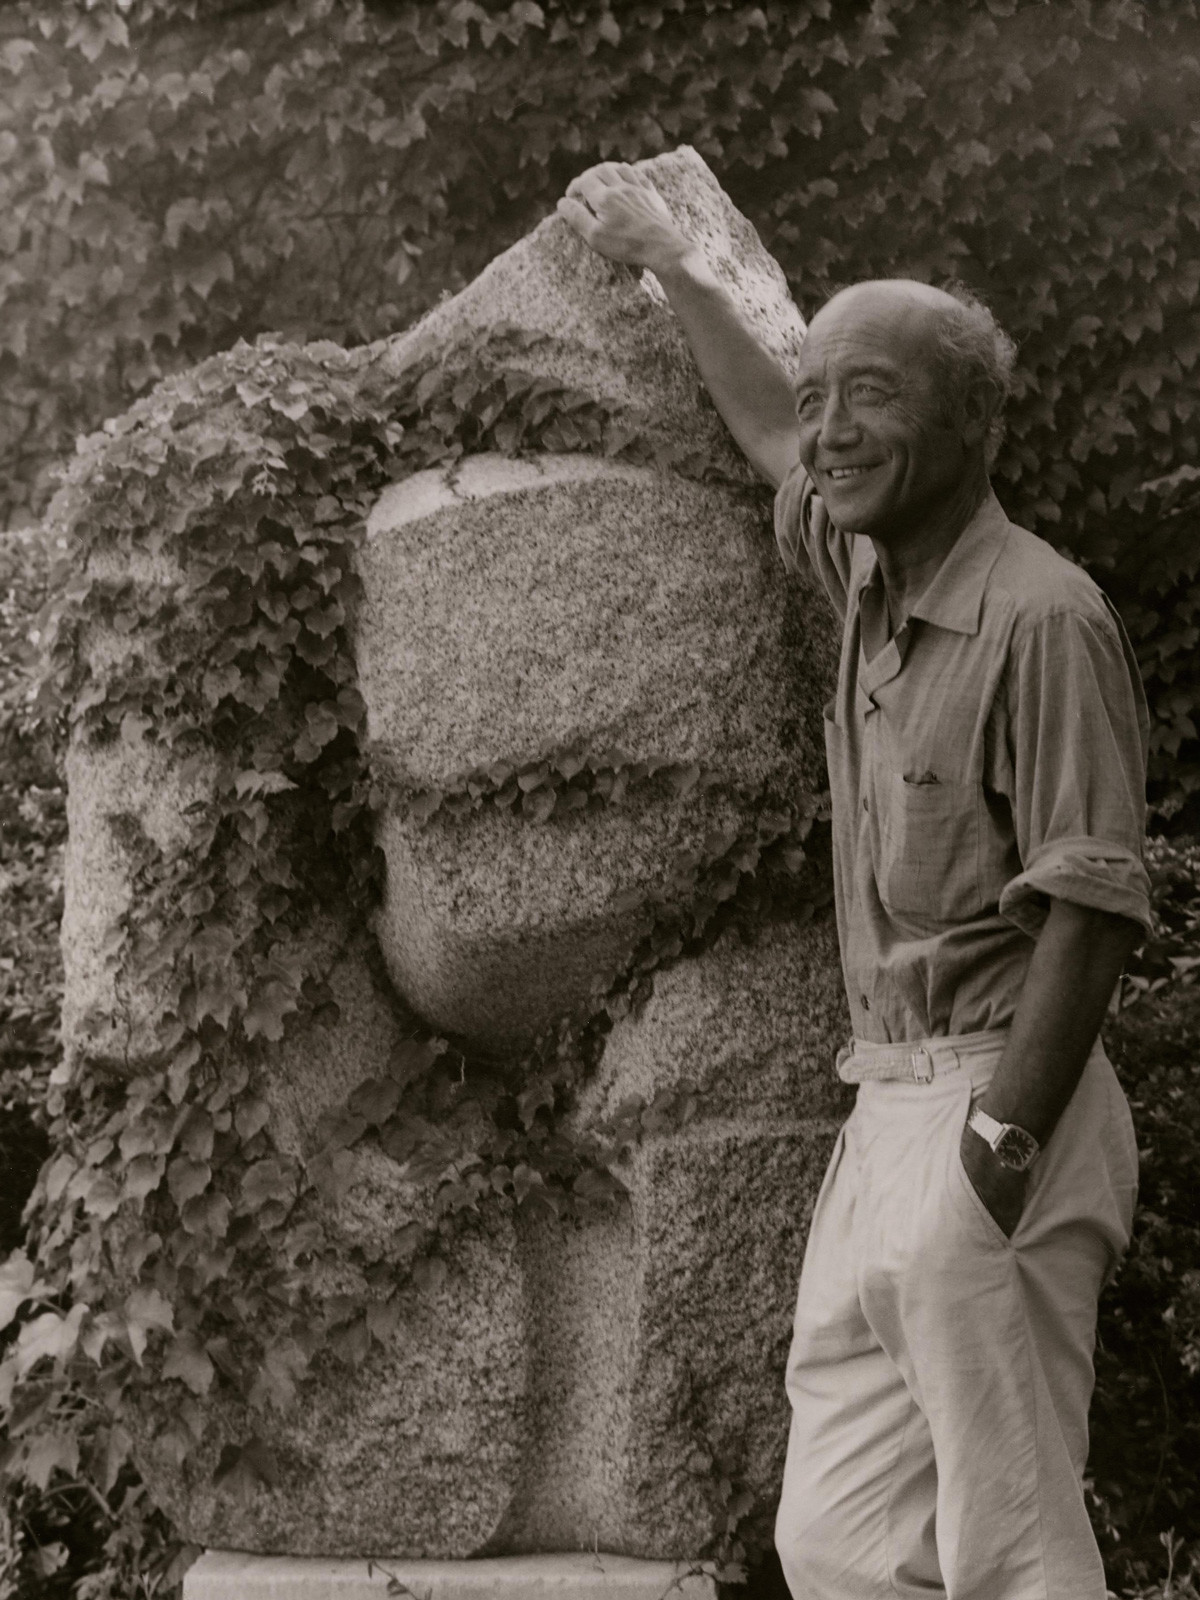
[876,767,983,924]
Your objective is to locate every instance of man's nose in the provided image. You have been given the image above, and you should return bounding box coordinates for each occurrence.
[816,394,860,451]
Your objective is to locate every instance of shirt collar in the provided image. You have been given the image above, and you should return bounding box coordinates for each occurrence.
[855,489,1010,638]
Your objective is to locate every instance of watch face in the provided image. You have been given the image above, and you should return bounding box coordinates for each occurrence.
[995,1125,1039,1171]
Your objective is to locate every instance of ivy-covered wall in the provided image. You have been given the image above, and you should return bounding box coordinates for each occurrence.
[2,0,1200,810]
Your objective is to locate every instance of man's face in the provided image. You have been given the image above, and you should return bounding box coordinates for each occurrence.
[793,285,977,542]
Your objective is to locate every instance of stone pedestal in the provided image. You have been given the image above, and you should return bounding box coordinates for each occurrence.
[183,1550,718,1599]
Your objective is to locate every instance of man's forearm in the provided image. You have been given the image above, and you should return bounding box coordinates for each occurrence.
[654,248,799,488]
[960,897,1139,1236]
[979,897,1140,1143]
[556,165,800,487]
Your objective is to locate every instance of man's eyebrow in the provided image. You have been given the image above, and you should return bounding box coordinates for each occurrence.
[793,360,904,393]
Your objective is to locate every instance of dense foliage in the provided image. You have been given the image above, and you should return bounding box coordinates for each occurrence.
[0,527,57,1254]
[1,0,1200,808]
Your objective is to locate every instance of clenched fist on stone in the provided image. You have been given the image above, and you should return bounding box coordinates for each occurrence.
[557,161,694,277]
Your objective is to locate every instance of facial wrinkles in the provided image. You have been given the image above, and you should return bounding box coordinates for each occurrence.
[793,295,980,550]
[794,328,923,474]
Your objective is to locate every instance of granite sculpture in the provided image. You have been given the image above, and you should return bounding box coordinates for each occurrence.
[59,146,849,1564]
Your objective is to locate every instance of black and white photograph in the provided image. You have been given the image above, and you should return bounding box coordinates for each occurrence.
[1,4,1198,1598]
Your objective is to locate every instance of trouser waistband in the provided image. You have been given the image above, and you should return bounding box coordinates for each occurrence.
[836,1028,1009,1084]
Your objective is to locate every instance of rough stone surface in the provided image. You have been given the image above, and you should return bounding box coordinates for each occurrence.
[60,728,213,1070]
[260,924,413,1157]
[379,146,807,484]
[359,456,830,791]
[59,534,209,1069]
[359,454,835,1047]
[490,918,851,1557]
[135,1211,530,1560]
[184,1550,717,1599]
[575,915,852,1128]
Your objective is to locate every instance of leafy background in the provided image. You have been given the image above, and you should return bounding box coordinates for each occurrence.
[2,0,1200,1596]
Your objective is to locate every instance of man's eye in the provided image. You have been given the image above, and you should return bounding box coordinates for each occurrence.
[852,382,884,400]
[796,392,822,415]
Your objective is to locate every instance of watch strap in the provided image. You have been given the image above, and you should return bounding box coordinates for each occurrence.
[967,1105,1040,1170]
[967,1106,1007,1148]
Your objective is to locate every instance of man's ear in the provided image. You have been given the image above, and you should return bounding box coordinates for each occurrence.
[960,380,996,450]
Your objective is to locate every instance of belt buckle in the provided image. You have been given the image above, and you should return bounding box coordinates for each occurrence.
[910,1047,934,1083]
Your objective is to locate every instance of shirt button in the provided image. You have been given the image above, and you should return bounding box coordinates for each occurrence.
[860,995,871,1011]
[862,796,869,812]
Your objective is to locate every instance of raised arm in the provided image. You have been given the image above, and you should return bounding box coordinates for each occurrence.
[557,162,800,489]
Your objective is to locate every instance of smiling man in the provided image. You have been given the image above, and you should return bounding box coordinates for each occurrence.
[559,164,1152,1600]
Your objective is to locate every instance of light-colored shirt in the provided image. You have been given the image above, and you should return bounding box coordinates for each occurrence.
[774,464,1152,1045]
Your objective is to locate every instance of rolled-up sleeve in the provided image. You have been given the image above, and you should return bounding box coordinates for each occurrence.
[998,602,1152,936]
[773,464,856,620]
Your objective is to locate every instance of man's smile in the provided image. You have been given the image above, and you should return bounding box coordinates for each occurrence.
[822,463,882,481]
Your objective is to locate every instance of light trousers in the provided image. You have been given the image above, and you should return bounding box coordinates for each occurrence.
[775,1031,1138,1600]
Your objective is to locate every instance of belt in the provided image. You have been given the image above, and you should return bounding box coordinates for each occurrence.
[836,1028,1009,1084]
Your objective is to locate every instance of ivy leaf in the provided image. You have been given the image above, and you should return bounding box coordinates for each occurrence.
[573,1167,625,1206]
[249,1337,308,1411]
[162,1332,215,1395]
[234,769,297,798]
[407,789,443,825]
[22,1431,80,1492]
[517,762,550,792]
[240,1158,293,1211]
[81,1173,123,1220]
[307,1145,358,1203]
[243,980,298,1041]
[517,1080,555,1129]
[347,1076,403,1125]
[521,785,557,823]
[511,1163,545,1202]
[168,1156,212,1207]
[179,1108,215,1162]
[125,1287,174,1365]
[611,886,646,915]
[302,701,340,747]
[388,1036,446,1085]
[213,1436,281,1497]
[43,1154,76,1204]
[191,970,240,1029]
[180,1190,232,1238]
[234,1095,272,1141]
[0,1254,40,1329]
[316,1108,369,1150]
[125,1153,167,1201]
[16,1305,86,1378]
[30,1541,69,1580]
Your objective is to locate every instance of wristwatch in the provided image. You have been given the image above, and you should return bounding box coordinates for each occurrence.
[966,1106,1040,1171]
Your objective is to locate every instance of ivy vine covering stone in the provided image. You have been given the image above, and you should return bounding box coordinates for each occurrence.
[4,148,852,1573]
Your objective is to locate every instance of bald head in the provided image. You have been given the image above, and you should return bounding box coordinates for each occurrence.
[816,278,966,326]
